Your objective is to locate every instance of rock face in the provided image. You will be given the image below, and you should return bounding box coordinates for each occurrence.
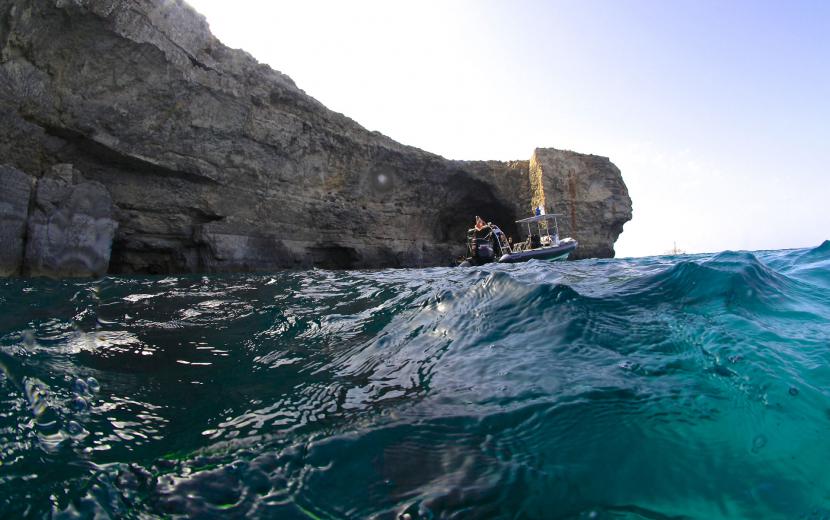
[0,165,32,276]
[24,165,118,277]
[0,163,118,277]
[530,149,632,259]
[0,0,632,274]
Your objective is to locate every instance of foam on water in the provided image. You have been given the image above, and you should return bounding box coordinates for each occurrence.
[1,244,829,519]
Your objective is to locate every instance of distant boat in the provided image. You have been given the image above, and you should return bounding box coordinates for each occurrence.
[665,241,686,255]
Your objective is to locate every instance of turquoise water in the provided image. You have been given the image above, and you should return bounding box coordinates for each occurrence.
[1,243,829,519]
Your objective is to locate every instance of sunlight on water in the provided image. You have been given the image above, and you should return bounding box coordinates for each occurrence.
[0,242,829,519]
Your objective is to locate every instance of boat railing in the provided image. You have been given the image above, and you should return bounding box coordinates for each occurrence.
[490,224,512,255]
[515,213,563,249]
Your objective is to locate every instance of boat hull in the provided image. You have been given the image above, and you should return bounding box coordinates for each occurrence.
[497,240,578,264]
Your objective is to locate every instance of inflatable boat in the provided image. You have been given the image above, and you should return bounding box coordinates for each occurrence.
[458,214,578,267]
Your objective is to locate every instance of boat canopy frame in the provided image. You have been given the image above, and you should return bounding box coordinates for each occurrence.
[513,214,562,252]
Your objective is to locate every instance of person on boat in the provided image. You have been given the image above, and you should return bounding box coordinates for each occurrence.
[474,215,488,232]
[471,216,492,238]
[470,216,493,259]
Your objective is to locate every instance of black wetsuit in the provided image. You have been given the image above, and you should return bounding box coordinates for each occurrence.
[470,226,495,263]
[472,225,492,240]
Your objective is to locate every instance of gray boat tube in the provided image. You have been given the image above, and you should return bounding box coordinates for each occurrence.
[497,239,578,263]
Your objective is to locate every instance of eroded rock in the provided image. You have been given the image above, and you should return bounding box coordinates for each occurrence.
[0,165,33,276]
[24,165,118,277]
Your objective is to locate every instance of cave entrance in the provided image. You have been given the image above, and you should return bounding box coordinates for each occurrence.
[310,245,359,269]
[436,174,518,246]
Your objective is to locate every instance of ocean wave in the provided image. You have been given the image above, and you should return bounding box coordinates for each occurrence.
[1,245,829,518]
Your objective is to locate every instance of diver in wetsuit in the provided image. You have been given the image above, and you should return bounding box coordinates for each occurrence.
[470,216,495,262]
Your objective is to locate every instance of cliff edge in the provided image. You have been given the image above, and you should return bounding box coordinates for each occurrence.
[0,0,632,275]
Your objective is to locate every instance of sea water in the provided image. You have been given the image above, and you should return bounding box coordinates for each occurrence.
[1,243,829,519]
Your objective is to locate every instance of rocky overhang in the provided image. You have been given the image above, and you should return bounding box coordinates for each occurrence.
[0,0,632,276]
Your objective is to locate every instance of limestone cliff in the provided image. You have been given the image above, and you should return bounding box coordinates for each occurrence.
[0,0,632,275]
[530,149,632,259]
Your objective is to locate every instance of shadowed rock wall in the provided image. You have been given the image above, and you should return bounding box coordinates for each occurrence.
[0,164,118,277]
[0,165,32,276]
[24,164,118,277]
[0,0,631,275]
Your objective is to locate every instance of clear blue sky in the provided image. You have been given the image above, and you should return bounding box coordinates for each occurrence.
[187,0,829,257]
